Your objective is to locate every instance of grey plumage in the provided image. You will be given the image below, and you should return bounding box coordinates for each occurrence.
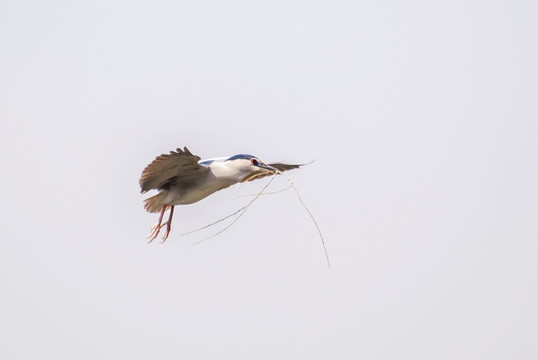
[139,147,206,193]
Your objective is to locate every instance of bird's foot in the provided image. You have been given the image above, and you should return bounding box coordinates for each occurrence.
[147,205,174,244]
[147,222,167,243]
[160,227,170,243]
[159,219,172,243]
[147,222,171,244]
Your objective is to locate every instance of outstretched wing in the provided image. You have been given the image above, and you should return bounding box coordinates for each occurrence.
[269,163,303,172]
[139,147,208,193]
[242,162,305,182]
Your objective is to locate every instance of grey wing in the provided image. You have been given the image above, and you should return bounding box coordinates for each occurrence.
[268,163,303,172]
[139,146,208,193]
[243,162,304,182]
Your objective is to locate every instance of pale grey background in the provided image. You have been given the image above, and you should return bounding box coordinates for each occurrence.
[1,0,537,359]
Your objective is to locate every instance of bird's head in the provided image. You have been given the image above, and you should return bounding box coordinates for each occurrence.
[225,154,279,182]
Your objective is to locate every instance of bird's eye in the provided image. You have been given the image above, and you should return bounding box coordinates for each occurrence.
[251,159,258,166]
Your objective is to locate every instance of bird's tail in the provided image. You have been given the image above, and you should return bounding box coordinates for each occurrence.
[144,192,167,213]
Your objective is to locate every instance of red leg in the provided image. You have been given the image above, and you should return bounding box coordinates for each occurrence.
[161,205,174,243]
[148,205,167,243]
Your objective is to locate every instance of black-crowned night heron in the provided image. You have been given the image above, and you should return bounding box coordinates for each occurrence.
[139,147,303,242]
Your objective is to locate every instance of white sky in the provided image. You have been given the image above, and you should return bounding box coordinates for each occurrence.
[1,0,537,359]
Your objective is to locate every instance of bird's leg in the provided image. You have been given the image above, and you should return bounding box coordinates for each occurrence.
[148,205,167,243]
[160,205,174,243]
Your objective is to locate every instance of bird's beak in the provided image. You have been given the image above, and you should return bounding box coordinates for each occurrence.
[241,161,282,182]
[257,162,280,173]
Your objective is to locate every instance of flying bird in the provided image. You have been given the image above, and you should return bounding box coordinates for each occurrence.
[139,147,304,242]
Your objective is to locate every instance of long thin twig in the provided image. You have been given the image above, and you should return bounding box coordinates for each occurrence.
[179,205,247,237]
[237,184,293,197]
[178,170,331,269]
[193,173,278,245]
[283,174,331,269]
